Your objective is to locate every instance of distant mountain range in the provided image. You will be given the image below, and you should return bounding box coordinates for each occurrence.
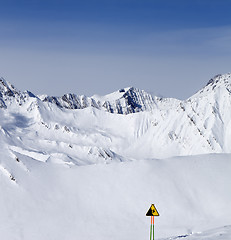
[1,73,231,161]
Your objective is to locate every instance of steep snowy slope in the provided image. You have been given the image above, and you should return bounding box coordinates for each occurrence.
[186,73,231,153]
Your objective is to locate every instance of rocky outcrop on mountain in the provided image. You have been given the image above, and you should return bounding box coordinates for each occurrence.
[0,77,19,97]
[42,94,99,110]
[0,77,32,108]
[100,87,159,114]
[0,77,20,108]
[41,87,158,114]
[1,72,231,159]
[41,87,180,114]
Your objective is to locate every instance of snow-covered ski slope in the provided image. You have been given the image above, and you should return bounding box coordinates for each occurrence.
[0,153,230,240]
[0,73,231,239]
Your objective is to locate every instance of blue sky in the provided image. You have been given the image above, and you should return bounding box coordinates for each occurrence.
[0,0,231,99]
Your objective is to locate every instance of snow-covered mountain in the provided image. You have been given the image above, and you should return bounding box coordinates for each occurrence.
[41,86,179,114]
[0,73,231,240]
[1,73,231,160]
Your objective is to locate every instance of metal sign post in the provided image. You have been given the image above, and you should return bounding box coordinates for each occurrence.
[146,204,159,240]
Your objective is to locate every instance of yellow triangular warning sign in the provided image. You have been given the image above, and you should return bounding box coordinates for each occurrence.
[146,204,159,216]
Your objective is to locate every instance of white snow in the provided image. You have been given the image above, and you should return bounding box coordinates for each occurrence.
[0,74,231,239]
[0,154,230,240]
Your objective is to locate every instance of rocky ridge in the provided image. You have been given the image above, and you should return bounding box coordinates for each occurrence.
[0,73,231,161]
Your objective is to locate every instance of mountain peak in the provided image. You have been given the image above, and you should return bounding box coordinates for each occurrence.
[190,73,231,99]
[118,87,133,93]
[0,77,19,97]
[206,73,231,87]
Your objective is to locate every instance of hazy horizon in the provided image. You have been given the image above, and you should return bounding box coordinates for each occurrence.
[1,0,231,99]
